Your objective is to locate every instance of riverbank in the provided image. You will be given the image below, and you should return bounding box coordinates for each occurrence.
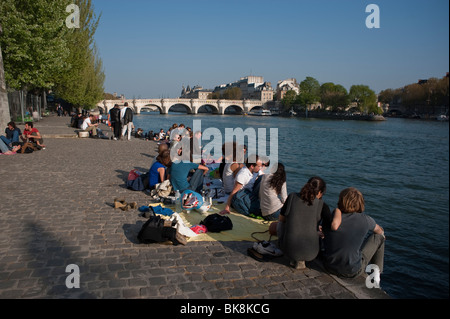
[0,115,390,301]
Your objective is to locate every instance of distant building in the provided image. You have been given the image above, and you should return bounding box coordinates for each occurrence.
[180,85,212,99]
[213,76,274,102]
[276,78,300,100]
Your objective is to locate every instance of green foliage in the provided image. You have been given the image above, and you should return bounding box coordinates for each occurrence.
[221,87,242,100]
[0,0,70,90]
[281,90,297,111]
[54,0,104,109]
[320,82,349,111]
[297,76,320,106]
[349,84,377,114]
[0,0,104,109]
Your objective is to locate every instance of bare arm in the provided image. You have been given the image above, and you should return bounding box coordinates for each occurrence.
[219,181,243,215]
[374,224,385,238]
[331,208,342,231]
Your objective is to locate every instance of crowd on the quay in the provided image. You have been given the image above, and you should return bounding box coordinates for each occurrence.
[1,110,385,278]
[140,121,385,276]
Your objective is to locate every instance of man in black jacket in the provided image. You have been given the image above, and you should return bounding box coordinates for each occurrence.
[109,104,122,140]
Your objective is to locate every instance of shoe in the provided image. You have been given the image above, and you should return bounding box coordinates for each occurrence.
[290,260,306,269]
[174,231,187,245]
[114,198,127,209]
[128,202,138,209]
[253,241,283,257]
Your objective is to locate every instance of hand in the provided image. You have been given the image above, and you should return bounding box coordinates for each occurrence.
[219,208,230,215]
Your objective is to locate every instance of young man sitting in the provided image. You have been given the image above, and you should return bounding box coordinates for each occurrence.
[81,114,99,138]
[219,155,263,216]
[21,122,45,150]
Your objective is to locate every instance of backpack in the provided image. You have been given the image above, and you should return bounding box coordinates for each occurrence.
[200,213,233,233]
[137,215,185,245]
[126,169,148,191]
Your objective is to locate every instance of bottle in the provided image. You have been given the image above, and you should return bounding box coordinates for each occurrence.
[175,190,181,212]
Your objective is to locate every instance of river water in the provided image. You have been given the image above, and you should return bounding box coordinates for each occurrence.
[133,112,449,299]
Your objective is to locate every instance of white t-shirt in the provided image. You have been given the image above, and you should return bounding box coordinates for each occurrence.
[235,166,256,191]
[81,118,91,130]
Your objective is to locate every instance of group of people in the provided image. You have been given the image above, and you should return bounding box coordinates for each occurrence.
[108,103,134,141]
[0,121,45,155]
[146,123,208,193]
[144,126,385,279]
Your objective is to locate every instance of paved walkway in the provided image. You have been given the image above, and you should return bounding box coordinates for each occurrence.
[0,115,390,301]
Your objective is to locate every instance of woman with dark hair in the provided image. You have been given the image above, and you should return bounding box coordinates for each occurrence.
[276,176,331,269]
[259,162,287,221]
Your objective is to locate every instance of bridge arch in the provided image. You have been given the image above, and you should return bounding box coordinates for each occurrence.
[198,104,219,114]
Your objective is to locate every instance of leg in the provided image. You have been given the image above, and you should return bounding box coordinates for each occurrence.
[360,233,385,273]
[187,169,205,193]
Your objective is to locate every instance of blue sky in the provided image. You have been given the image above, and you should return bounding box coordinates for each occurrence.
[92,0,449,98]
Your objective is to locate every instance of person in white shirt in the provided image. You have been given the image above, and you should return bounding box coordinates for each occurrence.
[81,115,98,137]
[219,155,263,215]
[259,162,288,221]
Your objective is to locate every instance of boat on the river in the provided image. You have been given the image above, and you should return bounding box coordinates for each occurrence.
[249,109,271,116]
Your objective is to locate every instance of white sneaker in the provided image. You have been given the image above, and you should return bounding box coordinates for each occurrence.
[253,241,283,257]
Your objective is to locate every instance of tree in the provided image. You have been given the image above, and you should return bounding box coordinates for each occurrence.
[320,82,349,111]
[349,85,377,114]
[281,90,297,112]
[221,87,242,100]
[297,76,320,107]
[0,0,70,91]
[54,0,104,110]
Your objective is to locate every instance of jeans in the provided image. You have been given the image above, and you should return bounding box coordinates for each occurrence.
[1,130,19,146]
[0,138,10,153]
[122,122,133,140]
[262,208,281,221]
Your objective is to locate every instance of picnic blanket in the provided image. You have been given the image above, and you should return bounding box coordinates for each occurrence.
[147,202,275,242]
[144,163,276,242]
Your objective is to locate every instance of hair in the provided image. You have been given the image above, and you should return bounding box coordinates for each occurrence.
[156,150,172,167]
[124,102,129,106]
[338,187,365,213]
[269,162,286,194]
[299,176,326,206]
[25,121,34,128]
[157,143,168,154]
[245,154,260,169]
[7,121,16,129]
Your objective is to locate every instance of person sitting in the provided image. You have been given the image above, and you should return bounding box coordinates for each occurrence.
[21,122,45,149]
[259,162,288,221]
[219,154,263,216]
[148,150,172,189]
[81,114,99,138]
[1,121,21,148]
[219,142,245,194]
[321,187,385,278]
[168,146,209,194]
[135,128,145,139]
[275,176,331,269]
[0,138,21,155]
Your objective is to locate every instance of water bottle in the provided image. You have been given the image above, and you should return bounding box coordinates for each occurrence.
[175,190,181,212]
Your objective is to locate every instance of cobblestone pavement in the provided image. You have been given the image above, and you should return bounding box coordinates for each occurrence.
[0,115,390,301]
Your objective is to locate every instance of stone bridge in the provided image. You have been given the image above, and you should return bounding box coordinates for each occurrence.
[96,98,267,115]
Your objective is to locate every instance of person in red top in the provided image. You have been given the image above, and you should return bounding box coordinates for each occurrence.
[21,122,45,149]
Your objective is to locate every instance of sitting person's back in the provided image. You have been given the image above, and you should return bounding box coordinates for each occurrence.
[148,150,172,189]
